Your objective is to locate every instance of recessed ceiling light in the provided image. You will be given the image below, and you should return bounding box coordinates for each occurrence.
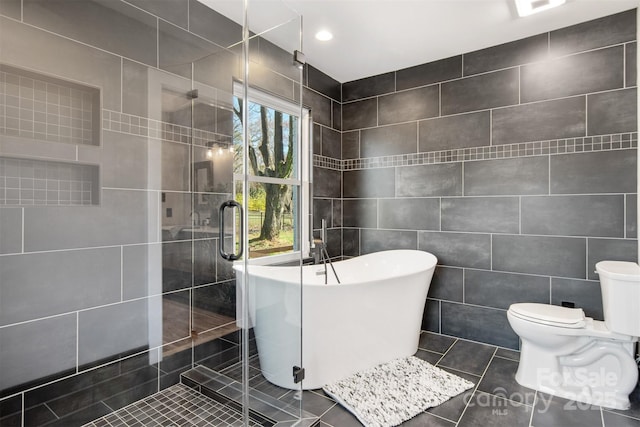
[315,30,333,41]
[515,0,565,17]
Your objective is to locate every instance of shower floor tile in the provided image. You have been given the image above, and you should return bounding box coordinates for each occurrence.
[82,383,264,427]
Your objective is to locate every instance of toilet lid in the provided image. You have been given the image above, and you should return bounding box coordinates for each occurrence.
[509,303,586,328]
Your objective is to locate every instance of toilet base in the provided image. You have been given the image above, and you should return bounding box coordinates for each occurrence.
[515,339,638,410]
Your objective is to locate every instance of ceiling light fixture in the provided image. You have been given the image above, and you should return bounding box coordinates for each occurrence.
[315,30,333,41]
[515,0,565,17]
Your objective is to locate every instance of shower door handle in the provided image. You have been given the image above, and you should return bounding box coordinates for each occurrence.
[219,200,243,261]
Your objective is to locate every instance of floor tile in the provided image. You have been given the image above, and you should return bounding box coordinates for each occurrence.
[531,392,604,427]
[437,339,496,376]
[318,404,361,427]
[457,390,532,427]
[603,411,640,427]
[495,347,520,361]
[402,411,456,426]
[427,367,481,423]
[415,349,443,364]
[419,332,457,354]
[477,356,536,405]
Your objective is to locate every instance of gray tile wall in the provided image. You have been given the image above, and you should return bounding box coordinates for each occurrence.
[339,9,638,350]
[0,1,303,426]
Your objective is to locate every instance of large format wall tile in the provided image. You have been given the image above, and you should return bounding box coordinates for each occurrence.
[463,34,548,76]
[307,65,341,101]
[626,42,636,87]
[587,238,638,280]
[441,68,519,115]
[360,229,417,253]
[342,72,394,102]
[627,194,637,238]
[441,302,519,349]
[441,197,519,234]
[360,123,417,157]
[321,127,342,159]
[0,247,121,326]
[550,150,637,194]
[464,270,550,310]
[0,314,77,391]
[313,167,341,198]
[188,0,242,48]
[0,0,21,19]
[418,231,491,269]
[549,10,636,56]
[492,235,586,278]
[342,199,377,228]
[24,0,157,67]
[521,46,624,103]
[342,98,377,131]
[123,243,163,300]
[378,86,439,125]
[427,266,463,302]
[521,195,625,238]
[587,88,637,135]
[464,156,549,196]
[551,278,603,320]
[396,163,462,197]
[419,111,490,152]
[0,207,21,254]
[492,96,585,145]
[396,56,461,91]
[304,88,333,129]
[127,0,189,29]
[343,168,395,198]
[378,198,440,231]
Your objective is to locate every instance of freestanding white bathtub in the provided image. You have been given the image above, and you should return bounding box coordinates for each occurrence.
[237,249,438,390]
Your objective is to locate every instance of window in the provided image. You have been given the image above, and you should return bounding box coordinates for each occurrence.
[233,85,311,263]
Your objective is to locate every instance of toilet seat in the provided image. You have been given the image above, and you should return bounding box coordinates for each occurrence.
[509,303,586,328]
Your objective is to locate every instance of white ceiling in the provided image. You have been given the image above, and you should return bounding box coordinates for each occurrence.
[203,0,638,83]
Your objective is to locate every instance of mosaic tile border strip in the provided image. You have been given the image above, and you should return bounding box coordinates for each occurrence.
[83,383,263,427]
[315,133,637,171]
[102,110,232,147]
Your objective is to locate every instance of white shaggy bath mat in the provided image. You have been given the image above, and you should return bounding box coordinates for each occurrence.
[322,356,474,427]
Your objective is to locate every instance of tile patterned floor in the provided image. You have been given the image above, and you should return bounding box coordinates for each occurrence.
[85,331,640,427]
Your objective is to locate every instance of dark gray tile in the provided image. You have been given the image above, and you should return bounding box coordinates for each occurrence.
[550,9,636,56]
[378,85,439,125]
[603,411,640,427]
[419,111,490,152]
[78,298,155,366]
[122,59,151,118]
[418,332,457,354]
[379,198,440,231]
[313,199,332,230]
[360,229,417,254]
[342,228,359,257]
[122,244,162,300]
[465,269,550,310]
[587,238,638,280]
[0,247,121,326]
[162,240,193,292]
[127,0,188,28]
[342,199,377,228]
[342,98,377,131]
[495,348,520,361]
[437,339,495,376]
[442,68,518,115]
[0,17,122,110]
[441,197,519,233]
[0,314,76,391]
[478,357,536,403]
[521,46,624,103]
[193,48,238,94]
[0,0,20,19]
[522,195,625,238]
[588,88,637,135]
[422,299,440,333]
[360,122,417,157]
[342,72,394,102]
[343,168,394,198]
[402,410,456,426]
[464,156,549,196]
[493,235,587,279]
[550,150,637,194]
[341,131,359,159]
[426,367,479,423]
[321,126,341,159]
[254,37,300,83]
[458,391,532,427]
[626,42,636,87]
[246,61,296,104]
[332,100,342,131]
[313,167,341,198]
[0,207,21,254]
[193,283,235,326]
[463,33,548,76]
[441,302,519,349]
[627,194,637,238]
[319,403,361,427]
[332,199,342,228]
[397,163,462,197]
[307,65,341,101]
[304,87,332,129]
[396,55,462,91]
[551,278,604,321]
[188,0,242,48]
[418,231,491,269]
[492,96,585,145]
[531,393,604,427]
[24,0,157,67]
[0,395,21,426]
[427,266,463,302]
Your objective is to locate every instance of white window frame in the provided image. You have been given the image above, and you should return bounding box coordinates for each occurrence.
[233,83,311,266]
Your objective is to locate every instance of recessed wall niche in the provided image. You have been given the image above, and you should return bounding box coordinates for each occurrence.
[0,64,101,146]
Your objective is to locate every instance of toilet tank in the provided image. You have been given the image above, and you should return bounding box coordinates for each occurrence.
[596,261,640,337]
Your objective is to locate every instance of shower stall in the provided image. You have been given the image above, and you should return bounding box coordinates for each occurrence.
[0,0,309,425]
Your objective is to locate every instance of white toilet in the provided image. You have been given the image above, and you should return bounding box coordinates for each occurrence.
[507,261,640,410]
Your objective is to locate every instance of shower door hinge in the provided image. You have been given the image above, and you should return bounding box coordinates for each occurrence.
[293,366,305,384]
